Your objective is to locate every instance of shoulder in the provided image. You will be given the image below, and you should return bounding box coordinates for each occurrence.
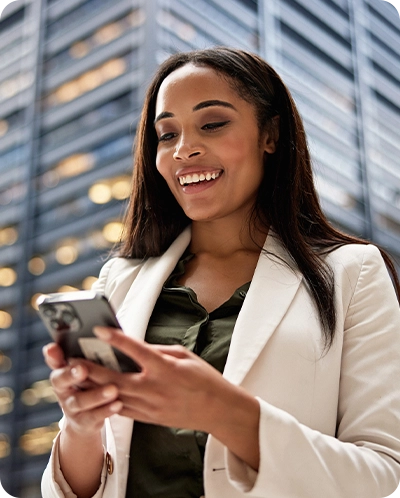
[326,243,398,309]
[102,256,146,274]
[92,257,146,298]
[325,242,384,275]
[325,242,390,288]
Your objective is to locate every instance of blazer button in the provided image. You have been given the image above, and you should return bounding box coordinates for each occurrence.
[106,452,114,475]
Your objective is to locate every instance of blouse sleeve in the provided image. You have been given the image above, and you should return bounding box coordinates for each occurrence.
[226,244,400,497]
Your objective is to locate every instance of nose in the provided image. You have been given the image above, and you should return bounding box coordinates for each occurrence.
[173,133,204,161]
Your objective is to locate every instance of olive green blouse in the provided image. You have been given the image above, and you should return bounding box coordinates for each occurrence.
[125,254,250,498]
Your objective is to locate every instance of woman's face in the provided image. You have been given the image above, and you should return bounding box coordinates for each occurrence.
[154,64,275,224]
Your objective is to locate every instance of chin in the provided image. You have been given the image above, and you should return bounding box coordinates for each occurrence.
[183,211,217,223]
[181,206,217,221]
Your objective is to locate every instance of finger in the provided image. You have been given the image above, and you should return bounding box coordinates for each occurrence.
[93,327,161,371]
[115,404,156,424]
[116,392,158,413]
[43,343,67,370]
[64,384,119,415]
[152,344,191,359]
[70,358,122,387]
[50,363,89,394]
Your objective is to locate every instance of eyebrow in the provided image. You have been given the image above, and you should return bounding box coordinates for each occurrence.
[154,99,237,124]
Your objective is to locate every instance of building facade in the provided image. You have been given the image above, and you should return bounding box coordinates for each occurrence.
[0,0,398,495]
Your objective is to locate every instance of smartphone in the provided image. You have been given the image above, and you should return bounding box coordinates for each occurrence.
[37,290,141,373]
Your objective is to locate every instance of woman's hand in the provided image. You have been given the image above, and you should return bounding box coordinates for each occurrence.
[82,327,261,470]
[73,327,227,432]
[42,343,123,498]
[43,343,123,436]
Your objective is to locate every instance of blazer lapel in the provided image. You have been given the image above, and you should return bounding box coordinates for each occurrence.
[114,226,301,387]
[116,226,191,340]
[223,232,302,386]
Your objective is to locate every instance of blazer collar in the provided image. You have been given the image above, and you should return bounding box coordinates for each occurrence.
[116,226,302,386]
[223,232,302,385]
[116,226,192,338]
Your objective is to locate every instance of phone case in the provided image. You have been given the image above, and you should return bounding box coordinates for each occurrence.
[37,290,140,372]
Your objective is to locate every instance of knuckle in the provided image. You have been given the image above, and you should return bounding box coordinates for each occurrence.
[64,393,82,414]
[172,345,189,357]
[177,345,188,355]
[49,370,57,384]
[49,366,75,390]
[49,368,64,388]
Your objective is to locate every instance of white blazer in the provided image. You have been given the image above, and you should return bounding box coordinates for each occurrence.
[42,227,400,498]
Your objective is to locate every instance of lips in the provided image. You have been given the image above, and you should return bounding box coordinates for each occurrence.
[177,170,222,186]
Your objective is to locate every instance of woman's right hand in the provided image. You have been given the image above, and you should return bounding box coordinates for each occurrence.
[43,343,122,498]
[43,342,123,436]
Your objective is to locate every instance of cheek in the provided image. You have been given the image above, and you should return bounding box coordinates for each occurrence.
[218,136,248,162]
[221,136,263,171]
[156,152,177,191]
[155,151,167,178]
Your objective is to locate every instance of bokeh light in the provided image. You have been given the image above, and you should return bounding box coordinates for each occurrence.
[88,183,112,204]
[0,311,12,329]
[55,244,78,265]
[0,227,18,246]
[102,221,123,243]
[0,387,14,415]
[28,257,46,276]
[0,267,17,287]
[82,276,98,290]
[19,423,59,456]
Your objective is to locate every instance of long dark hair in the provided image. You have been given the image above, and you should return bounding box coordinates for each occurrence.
[118,47,400,349]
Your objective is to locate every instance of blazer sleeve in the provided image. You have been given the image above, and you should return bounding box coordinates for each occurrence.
[41,258,119,498]
[41,428,108,498]
[226,244,400,497]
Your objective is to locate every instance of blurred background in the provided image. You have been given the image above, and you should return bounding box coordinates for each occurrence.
[0,0,399,495]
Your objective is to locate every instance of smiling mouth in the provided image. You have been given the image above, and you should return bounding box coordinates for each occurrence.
[178,171,222,186]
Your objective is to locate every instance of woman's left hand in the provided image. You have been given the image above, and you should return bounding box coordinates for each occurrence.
[81,326,261,470]
[81,326,230,433]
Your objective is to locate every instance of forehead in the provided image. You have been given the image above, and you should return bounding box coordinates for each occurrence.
[155,64,242,113]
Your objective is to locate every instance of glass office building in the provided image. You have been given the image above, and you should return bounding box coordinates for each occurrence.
[262,0,400,255]
[0,0,398,495]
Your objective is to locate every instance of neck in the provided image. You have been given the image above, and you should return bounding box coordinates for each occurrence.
[189,218,268,257]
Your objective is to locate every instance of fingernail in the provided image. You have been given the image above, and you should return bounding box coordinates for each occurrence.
[102,385,117,399]
[110,401,123,413]
[93,326,112,341]
[71,365,83,378]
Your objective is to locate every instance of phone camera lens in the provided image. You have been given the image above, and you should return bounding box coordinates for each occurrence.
[50,319,61,330]
[43,305,56,317]
[61,311,75,324]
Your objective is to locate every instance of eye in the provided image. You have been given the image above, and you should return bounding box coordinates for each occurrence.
[158,132,177,142]
[202,121,230,131]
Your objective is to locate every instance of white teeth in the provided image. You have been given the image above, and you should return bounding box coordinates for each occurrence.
[179,172,220,185]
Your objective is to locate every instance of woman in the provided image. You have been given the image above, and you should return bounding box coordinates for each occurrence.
[42,47,400,498]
